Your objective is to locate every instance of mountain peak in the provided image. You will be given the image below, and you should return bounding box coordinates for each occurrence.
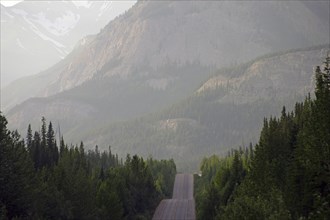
[1,0,136,86]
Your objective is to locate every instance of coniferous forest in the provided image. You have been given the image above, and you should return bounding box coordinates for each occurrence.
[1,57,329,219]
[195,57,330,219]
[0,114,176,219]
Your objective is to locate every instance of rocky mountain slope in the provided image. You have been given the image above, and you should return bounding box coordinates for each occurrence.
[1,1,136,86]
[2,1,329,112]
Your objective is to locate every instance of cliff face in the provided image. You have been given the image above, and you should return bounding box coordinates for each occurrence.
[198,47,328,104]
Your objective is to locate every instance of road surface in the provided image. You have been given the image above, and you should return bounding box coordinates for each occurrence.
[152,174,196,220]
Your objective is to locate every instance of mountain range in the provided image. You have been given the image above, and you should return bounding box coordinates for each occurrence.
[2,1,330,171]
[1,0,136,86]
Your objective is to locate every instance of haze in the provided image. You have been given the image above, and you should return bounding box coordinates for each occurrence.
[1,0,136,86]
[1,1,329,219]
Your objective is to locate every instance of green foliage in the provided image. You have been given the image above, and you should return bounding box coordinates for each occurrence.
[195,150,249,220]
[147,158,177,197]
[196,56,330,219]
[0,114,177,219]
[96,181,123,219]
[0,114,36,219]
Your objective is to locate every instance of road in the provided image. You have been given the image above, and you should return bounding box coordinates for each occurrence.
[152,174,196,220]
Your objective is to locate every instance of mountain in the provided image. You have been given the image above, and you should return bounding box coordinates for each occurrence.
[1,35,94,112]
[3,1,330,170]
[72,45,329,171]
[0,0,136,86]
[2,1,329,112]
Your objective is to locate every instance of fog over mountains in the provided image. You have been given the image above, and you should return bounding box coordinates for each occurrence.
[2,1,329,170]
[1,0,136,86]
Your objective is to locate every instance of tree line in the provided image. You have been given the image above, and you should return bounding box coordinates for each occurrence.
[195,56,330,219]
[0,115,176,219]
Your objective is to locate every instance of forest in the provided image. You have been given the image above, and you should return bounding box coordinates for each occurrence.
[195,56,330,219]
[1,56,329,219]
[0,115,176,219]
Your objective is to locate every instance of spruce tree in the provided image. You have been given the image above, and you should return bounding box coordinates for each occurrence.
[0,114,36,219]
[32,131,41,169]
[26,124,32,153]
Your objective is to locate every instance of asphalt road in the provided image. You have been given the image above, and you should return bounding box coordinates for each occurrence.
[152,174,196,220]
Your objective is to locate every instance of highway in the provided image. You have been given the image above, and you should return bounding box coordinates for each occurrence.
[152,174,196,220]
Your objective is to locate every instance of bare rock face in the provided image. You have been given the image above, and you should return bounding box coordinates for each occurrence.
[198,47,328,104]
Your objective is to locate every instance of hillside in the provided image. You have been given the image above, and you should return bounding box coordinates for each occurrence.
[3,1,330,170]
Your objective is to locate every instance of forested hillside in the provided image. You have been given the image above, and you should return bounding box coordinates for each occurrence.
[195,56,330,219]
[0,115,176,219]
[75,45,328,171]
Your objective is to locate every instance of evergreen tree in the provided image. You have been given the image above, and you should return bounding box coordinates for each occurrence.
[32,131,41,169]
[0,113,36,219]
[0,115,176,219]
[47,121,58,166]
[96,181,123,219]
[292,55,330,218]
[41,117,47,148]
[26,124,32,152]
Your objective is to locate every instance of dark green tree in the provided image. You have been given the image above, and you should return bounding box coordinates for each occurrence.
[26,124,32,152]
[96,181,123,219]
[0,113,36,219]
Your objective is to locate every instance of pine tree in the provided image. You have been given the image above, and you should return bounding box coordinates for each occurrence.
[26,124,33,153]
[32,131,41,169]
[46,122,54,150]
[0,113,36,219]
[294,55,330,218]
[41,117,47,148]
[47,121,56,166]
[59,136,65,157]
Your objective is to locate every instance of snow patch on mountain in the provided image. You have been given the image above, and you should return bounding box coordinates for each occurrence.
[1,0,137,86]
[4,11,14,18]
[23,15,66,48]
[16,38,26,49]
[11,8,27,16]
[10,7,68,55]
[98,2,112,17]
[31,11,80,36]
[73,1,93,8]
